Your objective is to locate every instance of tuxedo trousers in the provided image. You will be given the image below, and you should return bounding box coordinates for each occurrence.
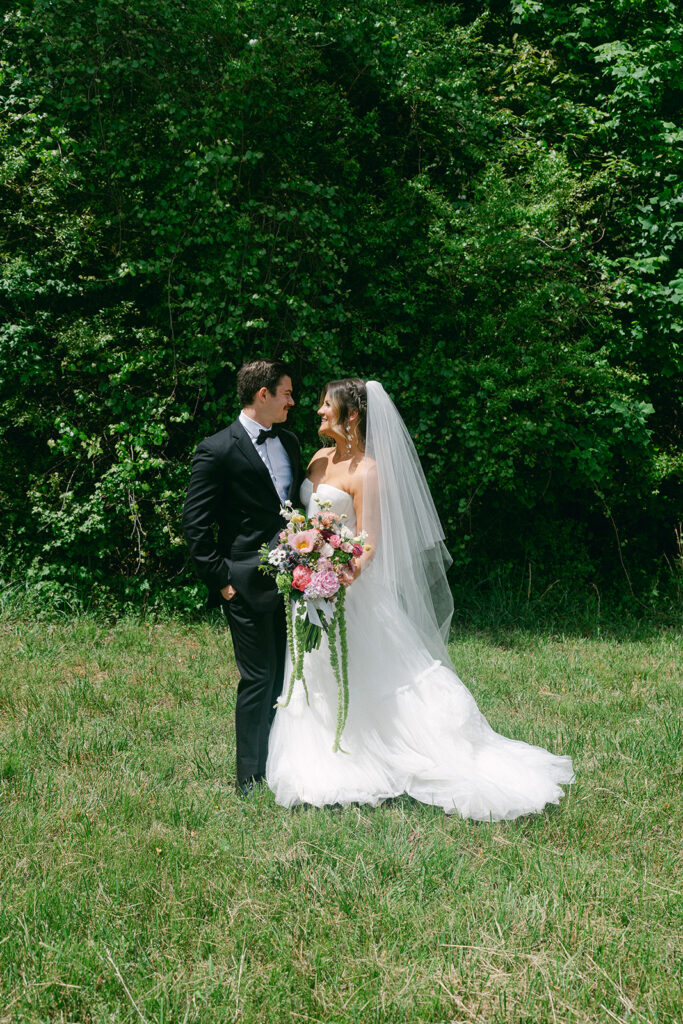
[224,592,286,783]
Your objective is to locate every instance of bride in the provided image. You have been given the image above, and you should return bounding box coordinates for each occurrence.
[266,379,574,819]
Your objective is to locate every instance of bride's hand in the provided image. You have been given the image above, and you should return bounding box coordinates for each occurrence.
[340,559,362,585]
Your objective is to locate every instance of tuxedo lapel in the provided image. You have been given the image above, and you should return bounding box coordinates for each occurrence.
[231,420,282,507]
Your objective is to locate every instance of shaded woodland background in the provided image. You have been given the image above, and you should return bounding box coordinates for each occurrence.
[1,0,681,615]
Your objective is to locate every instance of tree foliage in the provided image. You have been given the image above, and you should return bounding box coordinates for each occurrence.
[1,0,681,611]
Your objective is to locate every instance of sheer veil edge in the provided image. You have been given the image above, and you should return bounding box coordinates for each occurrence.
[362,380,454,664]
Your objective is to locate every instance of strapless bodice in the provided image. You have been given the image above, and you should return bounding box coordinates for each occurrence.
[300,478,356,530]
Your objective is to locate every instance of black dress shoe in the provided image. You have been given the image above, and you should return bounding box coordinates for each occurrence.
[236,775,265,797]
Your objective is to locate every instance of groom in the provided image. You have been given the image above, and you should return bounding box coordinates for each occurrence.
[182,359,302,794]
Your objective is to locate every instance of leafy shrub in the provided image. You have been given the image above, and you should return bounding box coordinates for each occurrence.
[0,0,680,613]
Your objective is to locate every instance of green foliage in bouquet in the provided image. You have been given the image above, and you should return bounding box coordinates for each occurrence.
[275,578,350,752]
[276,573,311,709]
[327,586,349,754]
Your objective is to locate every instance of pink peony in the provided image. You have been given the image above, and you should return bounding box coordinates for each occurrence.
[305,570,340,599]
[292,565,313,592]
[327,534,342,549]
[352,544,364,558]
[288,529,318,554]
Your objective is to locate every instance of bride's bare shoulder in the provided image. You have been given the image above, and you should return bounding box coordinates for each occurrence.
[358,455,377,479]
[307,446,333,478]
[347,455,377,497]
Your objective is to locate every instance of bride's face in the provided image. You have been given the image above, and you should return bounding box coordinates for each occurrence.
[317,392,339,438]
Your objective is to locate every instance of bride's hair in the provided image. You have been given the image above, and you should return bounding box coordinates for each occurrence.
[323,378,367,444]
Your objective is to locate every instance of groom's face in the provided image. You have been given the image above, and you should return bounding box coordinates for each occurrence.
[262,375,295,425]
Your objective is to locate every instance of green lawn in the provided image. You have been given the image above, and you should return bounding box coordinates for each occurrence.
[0,614,680,1023]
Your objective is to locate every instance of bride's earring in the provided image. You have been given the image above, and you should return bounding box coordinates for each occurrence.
[345,424,352,454]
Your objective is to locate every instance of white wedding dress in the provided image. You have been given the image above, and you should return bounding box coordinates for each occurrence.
[266,479,574,819]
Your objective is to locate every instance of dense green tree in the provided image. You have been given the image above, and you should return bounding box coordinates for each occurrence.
[0,0,680,612]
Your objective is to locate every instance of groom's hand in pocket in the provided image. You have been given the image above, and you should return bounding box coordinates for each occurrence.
[221,584,237,602]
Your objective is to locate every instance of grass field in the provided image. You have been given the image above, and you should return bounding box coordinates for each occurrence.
[0,612,680,1023]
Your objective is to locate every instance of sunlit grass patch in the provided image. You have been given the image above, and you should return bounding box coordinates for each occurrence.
[0,613,680,1023]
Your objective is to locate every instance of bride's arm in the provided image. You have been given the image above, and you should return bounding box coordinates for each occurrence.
[350,461,378,577]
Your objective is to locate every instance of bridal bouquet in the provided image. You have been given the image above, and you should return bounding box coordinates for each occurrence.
[259,497,369,751]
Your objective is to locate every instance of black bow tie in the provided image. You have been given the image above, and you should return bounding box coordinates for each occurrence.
[256,426,278,445]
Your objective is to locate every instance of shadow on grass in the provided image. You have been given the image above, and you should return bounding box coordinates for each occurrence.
[1,573,680,644]
[448,576,682,644]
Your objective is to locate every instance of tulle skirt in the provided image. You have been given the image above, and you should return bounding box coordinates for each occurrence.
[266,577,574,820]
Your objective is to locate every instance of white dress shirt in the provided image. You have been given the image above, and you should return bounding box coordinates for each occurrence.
[239,411,293,504]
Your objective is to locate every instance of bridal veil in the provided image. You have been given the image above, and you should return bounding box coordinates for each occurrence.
[362,380,454,664]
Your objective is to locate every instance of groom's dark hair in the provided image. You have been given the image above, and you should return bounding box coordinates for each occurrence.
[237,359,291,406]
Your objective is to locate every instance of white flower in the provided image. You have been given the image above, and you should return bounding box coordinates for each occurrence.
[339,525,353,540]
[313,496,333,511]
[318,542,334,558]
[268,548,289,568]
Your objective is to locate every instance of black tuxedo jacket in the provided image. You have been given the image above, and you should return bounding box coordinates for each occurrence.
[182,418,303,612]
